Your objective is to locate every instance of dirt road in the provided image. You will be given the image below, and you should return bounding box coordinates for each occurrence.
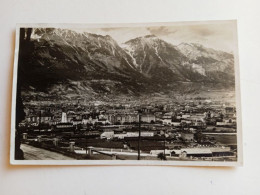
[21,144,75,160]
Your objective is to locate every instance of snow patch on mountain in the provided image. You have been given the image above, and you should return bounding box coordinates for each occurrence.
[191,63,206,76]
[154,46,163,62]
[121,43,139,68]
[176,42,232,61]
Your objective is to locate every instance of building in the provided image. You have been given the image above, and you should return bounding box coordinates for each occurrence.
[179,148,212,158]
[72,119,82,125]
[126,131,154,137]
[151,146,233,158]
[61,112,68,123]
[113,131,155,139]
[53,122,75,131]
[141,114,156,123]
[225,107,236,118]
[107,113,139,124]
[178,146,232,157]
[82,116,98,124]
[100,131,114,139]
[216,122,234,127]
[114,133,127,139]
[181,132,194,141]
[162,115,172,125]
[97,118,111,125]
[225,107,236,114]
[171,122,181,127]
[26,112,54,124]
[182,114,191,119]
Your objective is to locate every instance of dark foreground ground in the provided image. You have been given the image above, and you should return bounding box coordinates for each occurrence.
[21,144,74,160]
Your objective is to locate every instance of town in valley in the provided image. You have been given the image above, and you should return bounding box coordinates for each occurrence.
[18,90,237,161]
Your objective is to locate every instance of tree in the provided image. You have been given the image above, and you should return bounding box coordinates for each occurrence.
[157,152,167,160]
[15,28,33,160]
[194,131,204,143]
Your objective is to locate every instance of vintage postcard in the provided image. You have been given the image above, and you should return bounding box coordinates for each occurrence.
[10,21,243,166]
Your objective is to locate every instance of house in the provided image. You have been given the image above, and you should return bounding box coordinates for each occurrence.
[100,131,114,139]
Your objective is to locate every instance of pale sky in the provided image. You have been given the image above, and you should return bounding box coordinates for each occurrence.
[75,22,237,53]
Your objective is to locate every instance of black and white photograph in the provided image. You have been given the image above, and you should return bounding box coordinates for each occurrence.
[10,21,242,166]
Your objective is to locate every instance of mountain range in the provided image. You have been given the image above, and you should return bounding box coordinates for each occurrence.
[18,28,235,100]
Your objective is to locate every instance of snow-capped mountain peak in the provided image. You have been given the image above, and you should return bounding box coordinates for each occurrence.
[21,28,235,98]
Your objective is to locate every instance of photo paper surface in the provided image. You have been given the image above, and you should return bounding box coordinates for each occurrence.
[10,21,242,166]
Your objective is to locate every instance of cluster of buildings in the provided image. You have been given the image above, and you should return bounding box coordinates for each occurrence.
[21,99,237,131]
[19,98,237,160]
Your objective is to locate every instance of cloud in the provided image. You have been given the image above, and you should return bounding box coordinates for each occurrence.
[190,26,215,36]
[147,26,177,36]
[75,21,236,52]
[100,28,116,32]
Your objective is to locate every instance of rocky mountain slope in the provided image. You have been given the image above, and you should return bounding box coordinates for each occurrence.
[123,36,234,83]
[176,42,234,73]
[17,28,235,100]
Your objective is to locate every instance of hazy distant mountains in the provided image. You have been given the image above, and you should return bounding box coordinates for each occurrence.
[18,28,235,99]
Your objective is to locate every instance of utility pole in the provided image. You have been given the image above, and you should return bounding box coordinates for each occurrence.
[39,109,41,125]
[164,129,166,158]
[138,113,141,160]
